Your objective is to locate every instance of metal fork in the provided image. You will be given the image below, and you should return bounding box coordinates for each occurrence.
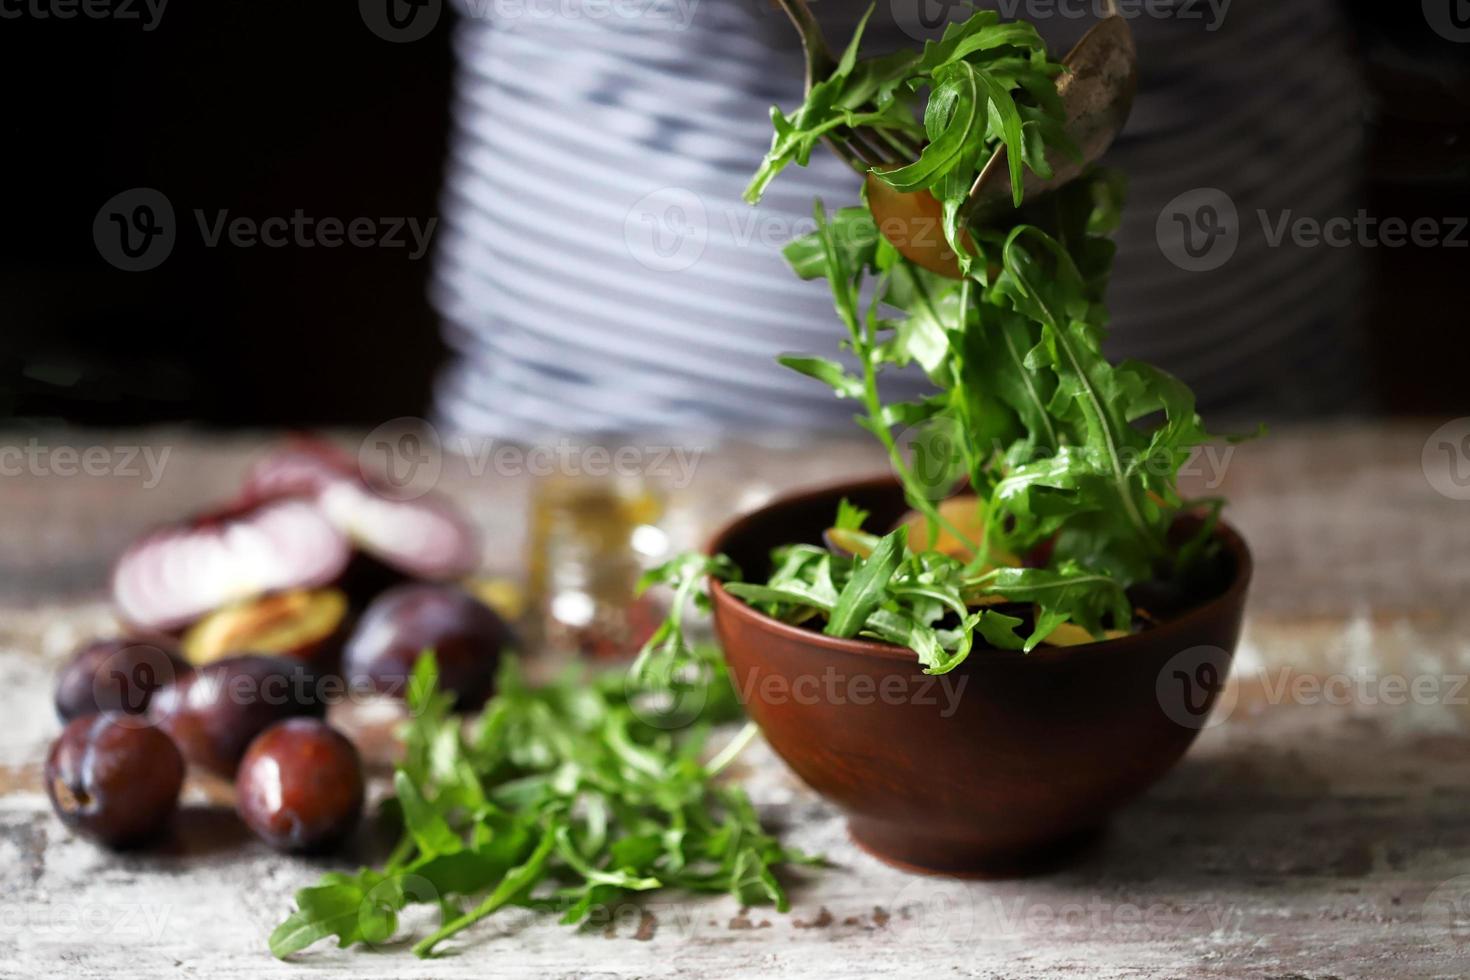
[774,0,923,175]
[774,0,1138,224]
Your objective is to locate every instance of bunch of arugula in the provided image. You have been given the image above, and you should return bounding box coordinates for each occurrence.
[746,6,1078,269]
[642,7,1250,676]
[270,653,816,960]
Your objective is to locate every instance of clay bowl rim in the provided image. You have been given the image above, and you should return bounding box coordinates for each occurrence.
[707,474,1253,666]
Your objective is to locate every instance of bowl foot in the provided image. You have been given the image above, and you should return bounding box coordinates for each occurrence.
[847,818,1105,878]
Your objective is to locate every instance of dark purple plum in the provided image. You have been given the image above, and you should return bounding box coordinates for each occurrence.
[148,654,325,777]
[45,714,185,848]
[344,584,510,710]
[54,637,190,722]
[235,718,363,852]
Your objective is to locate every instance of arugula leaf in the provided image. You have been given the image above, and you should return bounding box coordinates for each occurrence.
[271,652,811,960]
[777,355,863,400]
[834,498,870,531]
[826,526,907,638]
[269,872,381,959]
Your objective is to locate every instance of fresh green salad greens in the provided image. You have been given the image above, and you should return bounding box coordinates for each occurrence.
[746,7,1078,268]
[644,6,1251,676]
[270,7,1249,962]
[270,653,815,960]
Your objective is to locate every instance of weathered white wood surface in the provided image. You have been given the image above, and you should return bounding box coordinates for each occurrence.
[3,424,1470,978]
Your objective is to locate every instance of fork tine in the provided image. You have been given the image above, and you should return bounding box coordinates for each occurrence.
[867,128,921,167]
[840,128,891,169]
[824,135,871,176]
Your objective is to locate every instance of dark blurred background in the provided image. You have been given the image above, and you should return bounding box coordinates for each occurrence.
[0,0,1465,427]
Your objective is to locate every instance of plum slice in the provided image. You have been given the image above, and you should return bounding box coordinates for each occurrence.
[112,498,352,634]
[243,439,479,583]
[180,587,349,667]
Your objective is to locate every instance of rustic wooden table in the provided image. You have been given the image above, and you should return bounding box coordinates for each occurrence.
[3,423,1469,978]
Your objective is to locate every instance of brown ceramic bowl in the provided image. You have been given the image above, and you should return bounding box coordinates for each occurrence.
[709,477,1252,876]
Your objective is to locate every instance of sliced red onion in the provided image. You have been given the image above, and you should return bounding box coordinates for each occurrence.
[240,439,355,502]
[318,481,479,581]
[112,499,352,633]
[244,441,480,582]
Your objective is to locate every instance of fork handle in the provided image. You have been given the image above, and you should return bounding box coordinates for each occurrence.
[774,0,836,85]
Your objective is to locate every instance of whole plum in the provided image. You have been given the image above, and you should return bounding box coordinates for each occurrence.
[235,718,363,852]
[54,637,190,722]
[149,654,325,777]
[45,714,185,848]
[343,584,509,710]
